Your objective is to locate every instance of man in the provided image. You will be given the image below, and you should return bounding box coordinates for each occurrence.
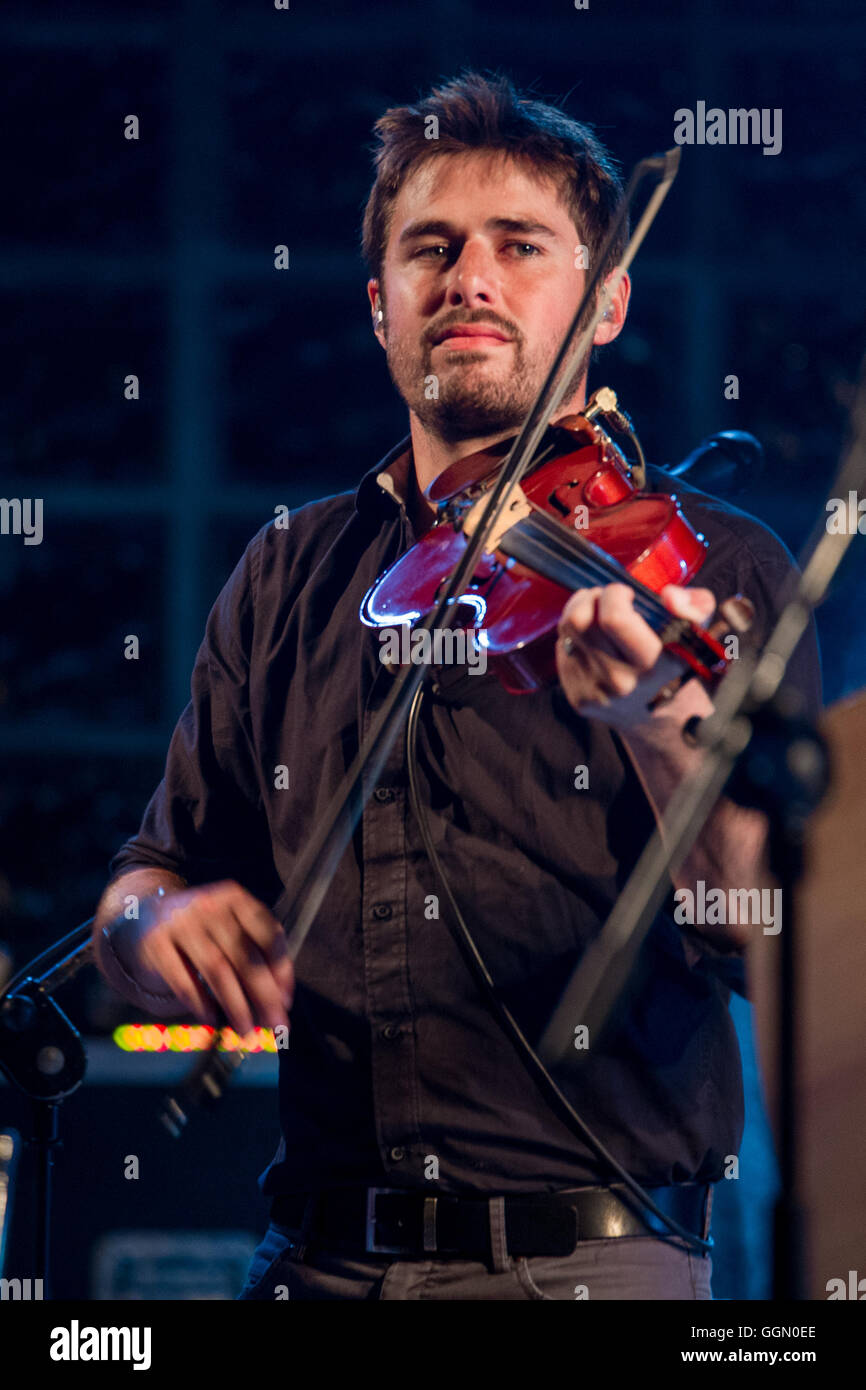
[92,70,821,1300]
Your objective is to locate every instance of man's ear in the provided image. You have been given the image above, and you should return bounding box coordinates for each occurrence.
[592,272,631,347]
[367,278,386,347]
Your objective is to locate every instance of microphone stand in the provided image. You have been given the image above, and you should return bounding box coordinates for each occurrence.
[0,920,94,1298]
[0,920,251,1290]
[538,351,866,1300]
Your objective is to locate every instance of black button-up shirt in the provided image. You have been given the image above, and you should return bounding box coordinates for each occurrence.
[109,435,822,1195]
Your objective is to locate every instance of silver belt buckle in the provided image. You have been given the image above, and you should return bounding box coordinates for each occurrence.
[365,1187,416,1254]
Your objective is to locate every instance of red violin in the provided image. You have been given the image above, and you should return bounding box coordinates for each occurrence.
[361,389,751,696]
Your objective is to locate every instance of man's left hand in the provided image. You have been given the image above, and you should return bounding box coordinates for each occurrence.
[556,581,717,729]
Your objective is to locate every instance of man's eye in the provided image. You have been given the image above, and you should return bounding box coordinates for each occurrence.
[506,242,542,257]
[415,245,449,259]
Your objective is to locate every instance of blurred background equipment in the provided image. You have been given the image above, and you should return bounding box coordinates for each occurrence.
[0,1127,21,1278]
[664,429,764,497]
[0,1039,277,1299]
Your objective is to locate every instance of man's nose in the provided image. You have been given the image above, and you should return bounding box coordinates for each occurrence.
[444,240,499,307]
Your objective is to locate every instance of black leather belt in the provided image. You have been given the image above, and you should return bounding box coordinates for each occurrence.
[270,1182,711,1259]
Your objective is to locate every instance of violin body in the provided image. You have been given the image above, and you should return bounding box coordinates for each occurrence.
[361,411,731,695]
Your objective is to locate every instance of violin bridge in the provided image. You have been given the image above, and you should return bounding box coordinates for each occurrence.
[461,483,532,552]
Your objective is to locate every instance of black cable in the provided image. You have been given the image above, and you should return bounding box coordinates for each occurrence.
[405,680,713,1255]
[626,428,648,485]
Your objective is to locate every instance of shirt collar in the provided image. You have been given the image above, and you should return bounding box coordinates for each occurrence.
[354,434,415,520]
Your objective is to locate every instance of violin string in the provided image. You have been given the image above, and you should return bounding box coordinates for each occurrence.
[503,530,664,632]
[517,520,711,662]
[506,511,671,631]
[520,504,672,612]
[507,524,707,663]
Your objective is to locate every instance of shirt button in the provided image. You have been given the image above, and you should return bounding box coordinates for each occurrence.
[371,903,392,920]
[373,786,395,803]
[389,1146,406,1162]
[380,1024,399,1040]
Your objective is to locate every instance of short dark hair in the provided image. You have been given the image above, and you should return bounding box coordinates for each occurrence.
[361,69,627,292]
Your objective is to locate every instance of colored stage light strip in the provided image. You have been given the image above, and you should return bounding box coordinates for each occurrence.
[112,1023,277,1053]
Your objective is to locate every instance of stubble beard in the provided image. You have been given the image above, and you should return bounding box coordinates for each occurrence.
[384,329,591,446]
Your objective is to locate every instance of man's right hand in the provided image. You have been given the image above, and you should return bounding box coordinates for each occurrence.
[97,878,293,1037]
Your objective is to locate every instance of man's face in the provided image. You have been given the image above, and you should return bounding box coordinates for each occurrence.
[368,150,624,445]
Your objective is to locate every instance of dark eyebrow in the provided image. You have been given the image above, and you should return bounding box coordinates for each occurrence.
[398,216,560,245]
[398,219,454,245]
[486,217,559,239]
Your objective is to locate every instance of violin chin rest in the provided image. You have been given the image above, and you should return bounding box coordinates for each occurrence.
[425,440,512,504]
[555,413,587,433]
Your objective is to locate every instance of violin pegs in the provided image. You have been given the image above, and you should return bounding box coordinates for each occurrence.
[709,593,755,641]
[720,593,755,632]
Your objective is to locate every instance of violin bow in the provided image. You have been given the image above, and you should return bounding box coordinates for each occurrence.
[277,147,683,964]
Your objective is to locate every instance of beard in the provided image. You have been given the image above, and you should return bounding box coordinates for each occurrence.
[383,320,592,445]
